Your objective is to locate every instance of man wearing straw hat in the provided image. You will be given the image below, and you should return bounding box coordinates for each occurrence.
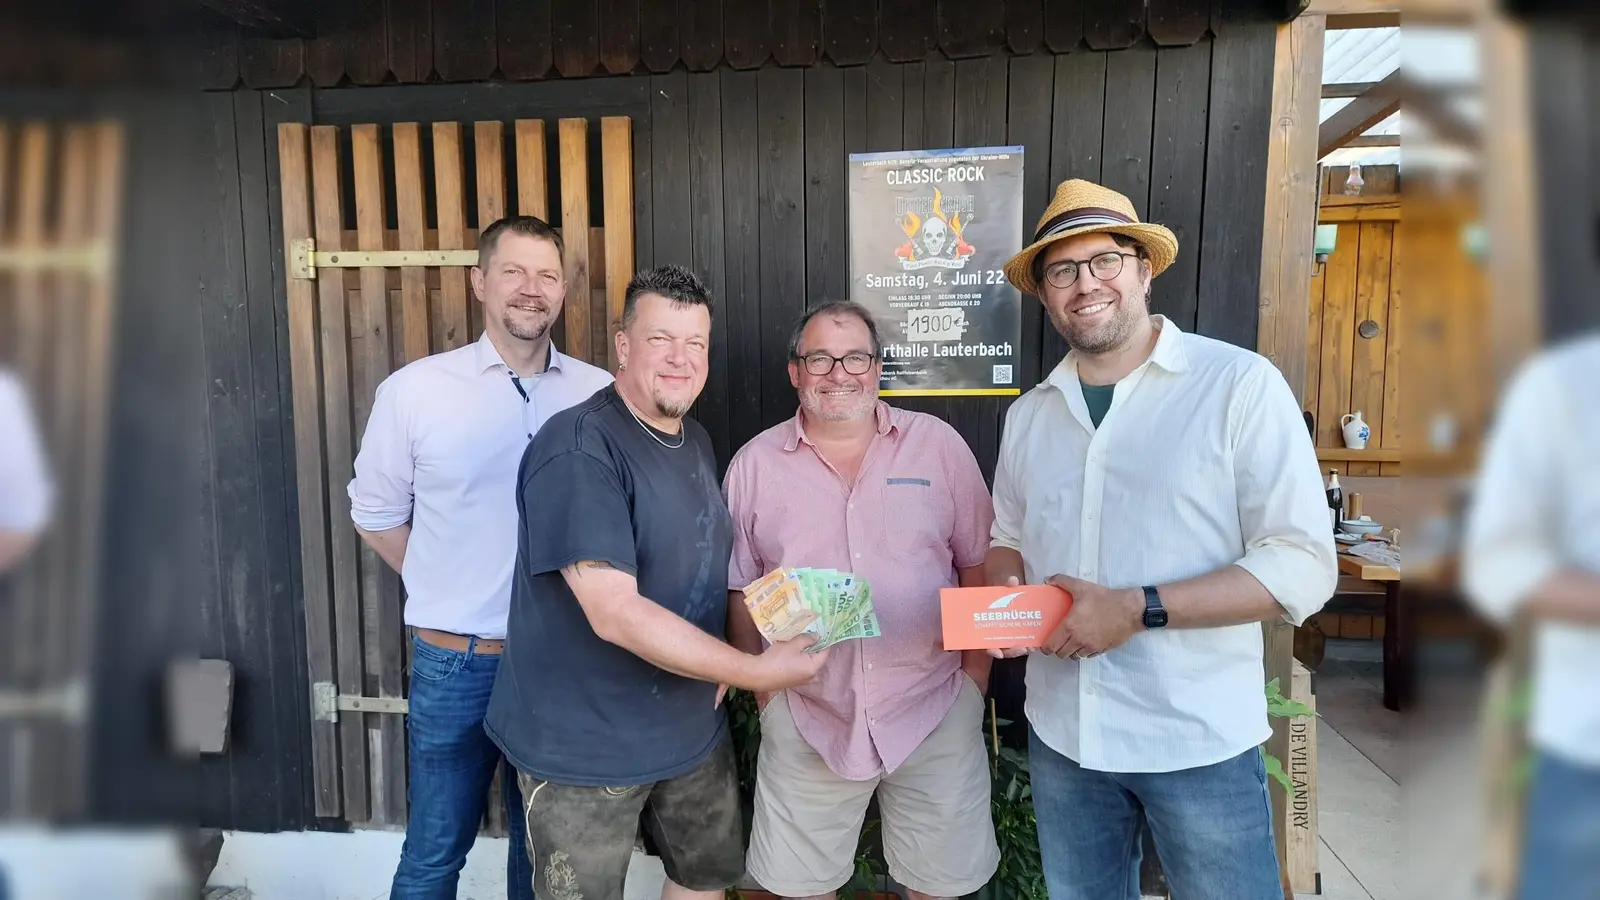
[984,179,1336,898]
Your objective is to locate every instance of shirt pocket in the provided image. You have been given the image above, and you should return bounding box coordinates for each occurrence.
[878,476,954,562]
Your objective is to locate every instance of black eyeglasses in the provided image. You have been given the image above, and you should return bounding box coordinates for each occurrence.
[796,352,877,376]
[1043,251,1141,289]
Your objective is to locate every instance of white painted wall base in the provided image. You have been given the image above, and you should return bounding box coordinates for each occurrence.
[208,829,668,900]
[0,827,192,900]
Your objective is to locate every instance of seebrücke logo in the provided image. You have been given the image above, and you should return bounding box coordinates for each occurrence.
[894,188,975,271]
[988,591,1023,609]
[976,590,1042,622]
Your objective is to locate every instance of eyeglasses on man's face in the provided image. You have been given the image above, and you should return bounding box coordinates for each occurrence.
[1043,250,1141,290]
[796,352,877,376]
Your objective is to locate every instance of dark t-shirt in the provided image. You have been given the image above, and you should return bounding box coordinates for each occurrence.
[1081,381,1116,428]
[485,385,732,786]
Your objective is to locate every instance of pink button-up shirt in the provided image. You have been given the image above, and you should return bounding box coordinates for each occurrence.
[725,402,993,779]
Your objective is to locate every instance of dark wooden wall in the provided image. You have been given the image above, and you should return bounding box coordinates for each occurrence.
[189,12,1277,831]
[196,0,1265,91]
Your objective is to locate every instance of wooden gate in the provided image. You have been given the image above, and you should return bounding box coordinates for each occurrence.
[276,116,634,825]
[0,120,124,820]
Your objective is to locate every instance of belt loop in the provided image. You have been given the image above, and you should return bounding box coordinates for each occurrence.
[466,635,478,661]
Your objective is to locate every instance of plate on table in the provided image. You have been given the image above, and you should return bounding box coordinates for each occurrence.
[1334,532,1364,545]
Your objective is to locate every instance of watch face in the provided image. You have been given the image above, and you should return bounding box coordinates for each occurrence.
[1145,608,1168,628]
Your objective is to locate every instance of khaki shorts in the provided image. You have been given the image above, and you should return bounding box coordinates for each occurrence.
[747,678,999,897]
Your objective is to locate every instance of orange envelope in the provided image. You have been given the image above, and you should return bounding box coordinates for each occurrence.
[940,584,1073,650]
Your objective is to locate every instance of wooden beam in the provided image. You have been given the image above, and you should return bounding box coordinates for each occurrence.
[1258,14,1326,882]
[199,0,314,38]
[1406,80,1480,147]
[1327,12,1401,27]
[1319,202,1400,221]
[1319,70,1401,158]
[1344,134,1401,148]
[1323,81,1378,98]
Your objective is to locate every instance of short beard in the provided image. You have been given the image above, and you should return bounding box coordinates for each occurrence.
[800,386,876,422]
[1050,286,1145,355]
[502,312,551,342]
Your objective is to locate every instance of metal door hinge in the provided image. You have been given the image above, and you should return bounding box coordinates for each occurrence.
[289,238,479,280]
[311,682,409,723]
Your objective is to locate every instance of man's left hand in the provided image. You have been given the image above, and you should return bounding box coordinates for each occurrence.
[1041,575,1145,660]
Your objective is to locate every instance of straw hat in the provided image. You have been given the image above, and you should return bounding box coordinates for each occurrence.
[1003,179,1179,295]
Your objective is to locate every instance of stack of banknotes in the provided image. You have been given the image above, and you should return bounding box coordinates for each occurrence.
[741,567,881,652]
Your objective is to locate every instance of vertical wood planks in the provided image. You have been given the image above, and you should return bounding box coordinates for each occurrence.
[276,123,342,818]
[1100,44,1157,218]
[686,74,731,464]
[559,119,593,364]
[824,0,876,65]
[1380,238,1401,476]
[433,123,473,351]
[602,118,635,372]
[516,120,550,220]
[1314,223,1358,475]
[1146,42,1211,333]
[650,72,693,272]
[721,68,764,453]
[309,125,371,822]
[1197,21,1275,350]
[757,67,807,432]
[1347,222,1392,477]
[1007,54,1055,391]
[394,124,431,364]
[804,64,846,311]
[350,124,406,825]
[474,121,508,339]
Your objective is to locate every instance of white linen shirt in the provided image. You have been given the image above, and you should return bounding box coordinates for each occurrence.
[348,333,612,639]
[1462,335,1600,767]
[991,317,1336,773]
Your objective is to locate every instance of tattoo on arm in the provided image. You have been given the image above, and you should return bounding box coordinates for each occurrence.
[570,560,617,576]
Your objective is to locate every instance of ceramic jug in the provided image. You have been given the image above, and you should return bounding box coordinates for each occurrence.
[1341,411,1371,450]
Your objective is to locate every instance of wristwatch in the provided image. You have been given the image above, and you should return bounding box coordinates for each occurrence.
[1141,585,1168,629]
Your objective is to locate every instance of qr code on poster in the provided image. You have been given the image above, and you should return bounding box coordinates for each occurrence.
[992,365,1014,385]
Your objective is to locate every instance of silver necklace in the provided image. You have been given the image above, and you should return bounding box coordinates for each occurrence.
[621,393,686,449]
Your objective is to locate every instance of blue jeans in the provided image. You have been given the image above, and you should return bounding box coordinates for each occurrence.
[1029,727,1281,900]
[1517,750,1600,899]
[391,635,534,900]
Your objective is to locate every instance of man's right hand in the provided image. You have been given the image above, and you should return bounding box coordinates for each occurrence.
[751,634,830,692]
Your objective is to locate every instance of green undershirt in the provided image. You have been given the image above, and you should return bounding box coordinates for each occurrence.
[1081,382,1116,428]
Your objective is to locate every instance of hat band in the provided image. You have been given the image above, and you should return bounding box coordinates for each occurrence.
[1033,206,1137,243]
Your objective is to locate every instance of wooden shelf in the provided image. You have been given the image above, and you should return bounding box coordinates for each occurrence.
[1317,447,1403,462]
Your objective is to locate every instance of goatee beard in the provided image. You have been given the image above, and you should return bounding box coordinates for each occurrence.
[503,315,550,342]
[653,392,692,420]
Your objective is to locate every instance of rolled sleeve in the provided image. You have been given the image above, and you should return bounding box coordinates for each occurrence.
[1231,364,1338,626]
[1462,359,1564,622]
[942,426,994,568]
[0,373,53,532]
[348,376,415,531]
[723,451,765,590]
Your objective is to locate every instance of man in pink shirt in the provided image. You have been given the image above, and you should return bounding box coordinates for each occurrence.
[725,301,999,900]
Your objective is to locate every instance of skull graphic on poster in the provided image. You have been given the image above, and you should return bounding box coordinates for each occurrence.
[919,216,950,258]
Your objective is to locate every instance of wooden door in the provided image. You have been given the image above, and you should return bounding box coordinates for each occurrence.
[276,116,635,827]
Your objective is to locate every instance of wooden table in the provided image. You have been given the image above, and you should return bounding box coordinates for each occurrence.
[1337,551,1408,710]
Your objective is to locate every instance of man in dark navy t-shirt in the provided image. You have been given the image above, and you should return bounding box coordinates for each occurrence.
[486,266,828,900]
